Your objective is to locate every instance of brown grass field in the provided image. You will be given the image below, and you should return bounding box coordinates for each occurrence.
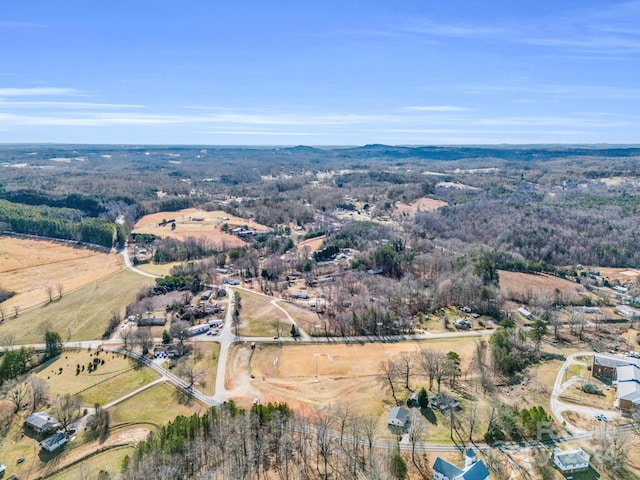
[0,236,124,313]
[228,336,491,415]
[296,235,326,253]
[0,269,154,344]
[132,208,269,248]
[393,197,447,215]
[499,270,586,302]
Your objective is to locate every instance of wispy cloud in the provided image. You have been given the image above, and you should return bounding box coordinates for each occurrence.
[407,19,508,39]
[0,87,80,97]
[200,130,328,136]
[403,106,472,112]
[0,20,43,29]
[0,100,145,109]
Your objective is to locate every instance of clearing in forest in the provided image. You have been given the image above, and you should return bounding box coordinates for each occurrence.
[132,208,269,247]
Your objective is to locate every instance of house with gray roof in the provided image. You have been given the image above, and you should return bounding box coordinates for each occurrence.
[433,448,489,480]
[616,364,640,411]
[41,432,67,452]
[592,353,640,382]
[553,448,590,473]
[387,406,409,429]
[25,411,60,435]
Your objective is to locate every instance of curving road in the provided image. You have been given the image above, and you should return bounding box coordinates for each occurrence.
[550,351,621,435]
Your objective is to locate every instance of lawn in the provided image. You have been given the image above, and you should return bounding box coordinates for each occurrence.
[0,269,154,344]
[34,349,159,406]
[235,289,291,337]
[110,382,208,426]
[47,445,134,480]
[165,342,220,396]
[134,261,181,277]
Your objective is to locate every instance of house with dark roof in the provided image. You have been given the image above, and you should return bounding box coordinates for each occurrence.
[25,411,60,435]
[433,448,489,480]
[387,406,409,429]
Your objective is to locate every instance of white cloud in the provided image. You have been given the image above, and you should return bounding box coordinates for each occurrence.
[0,87,80,97]
[0,100,145,109]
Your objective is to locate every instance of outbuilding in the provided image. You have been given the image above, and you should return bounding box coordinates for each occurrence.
[387,406,409,429]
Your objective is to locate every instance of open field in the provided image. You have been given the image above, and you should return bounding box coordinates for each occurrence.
[229,336,490,415]
[34,349,159,406]
[236,289,291,336]
[134,260,182,276]
[278,300,324,334]
[110,382,208,425]
[598,267,640,285]
[499,270,586,302]
[132,208,269,247]
[173,341,220,396]
[296,234,325,253]
[0,269,154,344]
[47,446,134,480]
[393,196,447,215]
[0,236,123,312]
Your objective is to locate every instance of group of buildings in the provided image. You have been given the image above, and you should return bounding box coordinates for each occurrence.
[592,353,640,410]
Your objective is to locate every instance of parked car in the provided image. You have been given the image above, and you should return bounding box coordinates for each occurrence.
[595,414,603,421]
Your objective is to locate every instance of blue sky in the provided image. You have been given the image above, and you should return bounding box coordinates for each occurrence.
[1,0,639,145]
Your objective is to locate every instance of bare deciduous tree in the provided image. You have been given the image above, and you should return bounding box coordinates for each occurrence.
[52,393,82,433]
[134,327,154,356]
[378,358,401,405]
[176,357,205,389]
[28,376,49,411]
[417,348,446,393]
[4,378,30,413]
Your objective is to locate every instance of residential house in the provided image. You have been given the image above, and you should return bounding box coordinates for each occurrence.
[387,406,409,429]
[433,448,490,480]
[430,393,460,412]
[553,448,590,473]
[41,432,67,452]
[25,412,60,435]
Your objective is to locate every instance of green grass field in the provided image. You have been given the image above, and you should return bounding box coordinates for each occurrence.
[110,382,208,425]
[0,269,154,344]
[35,350,159,405]
[47,445,134,480]
[236,289,290,337]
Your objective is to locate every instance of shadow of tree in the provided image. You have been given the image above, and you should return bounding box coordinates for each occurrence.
[421,407,437,425]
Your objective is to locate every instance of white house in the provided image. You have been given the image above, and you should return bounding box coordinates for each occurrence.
[433,448,489,480]
[387,406,409,429]
[553,448,590,473]
[41,432,68,452]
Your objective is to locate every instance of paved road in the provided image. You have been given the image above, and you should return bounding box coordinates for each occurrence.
[119,247,161,279]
